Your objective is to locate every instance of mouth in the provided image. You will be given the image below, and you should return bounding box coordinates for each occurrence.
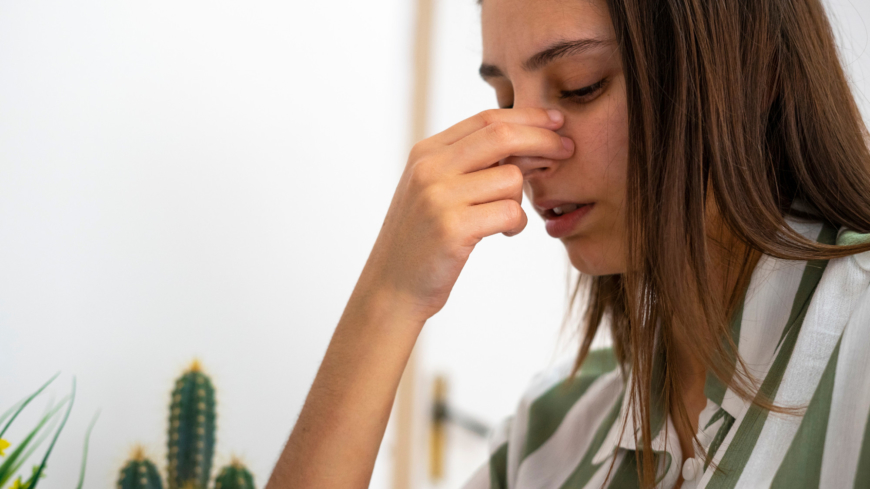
[539,202,595,238]
[542,202,593,220]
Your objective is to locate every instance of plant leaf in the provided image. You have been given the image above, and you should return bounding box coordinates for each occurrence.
[27,377,75,489]
[0,397,70,487]
[0,373,60,439]
[7,407,63,479]
[21,464,45,489]
[0,400,25,428]
[74,410,99,489]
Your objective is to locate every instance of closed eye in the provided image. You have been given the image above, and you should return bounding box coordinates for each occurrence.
[560,78,607,103]
[496,78,608,109]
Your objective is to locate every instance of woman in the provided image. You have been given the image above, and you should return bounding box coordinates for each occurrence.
[266,0,870,487]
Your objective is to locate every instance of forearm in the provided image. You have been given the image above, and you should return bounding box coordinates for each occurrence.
[266,282,425,489]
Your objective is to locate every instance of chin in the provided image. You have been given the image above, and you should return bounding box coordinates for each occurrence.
[564,239,624,276]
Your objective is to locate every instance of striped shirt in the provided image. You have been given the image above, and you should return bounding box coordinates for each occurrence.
[461,214,870,488]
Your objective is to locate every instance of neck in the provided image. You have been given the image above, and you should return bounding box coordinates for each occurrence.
[671,187,762,460]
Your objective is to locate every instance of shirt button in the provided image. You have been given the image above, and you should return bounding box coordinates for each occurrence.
[682,457,703,481]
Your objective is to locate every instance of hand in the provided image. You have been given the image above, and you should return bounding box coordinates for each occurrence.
[265,108,572,489]
[358,107,574,322]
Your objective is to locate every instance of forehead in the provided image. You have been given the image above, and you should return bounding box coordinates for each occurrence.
[481,0,614,66]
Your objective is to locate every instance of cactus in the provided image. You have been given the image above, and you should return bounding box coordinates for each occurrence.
[213,460,255,489]
[167,360,216,489]
[118,448,163,489]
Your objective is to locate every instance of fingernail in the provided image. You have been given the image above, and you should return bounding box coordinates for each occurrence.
[547,109,563,124]
[561,136,574,151]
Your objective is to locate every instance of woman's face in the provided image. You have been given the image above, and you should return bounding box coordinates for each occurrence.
[481,0,629,276]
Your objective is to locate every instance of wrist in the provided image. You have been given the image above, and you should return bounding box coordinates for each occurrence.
[341,278,428,340]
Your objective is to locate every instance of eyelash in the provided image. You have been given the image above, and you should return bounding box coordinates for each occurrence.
[560,78,607,103]
[498,78,607,109]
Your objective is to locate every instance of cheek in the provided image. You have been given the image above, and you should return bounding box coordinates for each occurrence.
[563,91,629,192]
[560,87,630,275]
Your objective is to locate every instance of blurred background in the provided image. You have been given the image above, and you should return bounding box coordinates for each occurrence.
[1,0,868,488]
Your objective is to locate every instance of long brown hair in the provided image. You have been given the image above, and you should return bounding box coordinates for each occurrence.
[564,0,870,486]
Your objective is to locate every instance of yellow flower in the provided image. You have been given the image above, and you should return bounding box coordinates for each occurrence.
[0,438,10,456]
[10,477,23,489]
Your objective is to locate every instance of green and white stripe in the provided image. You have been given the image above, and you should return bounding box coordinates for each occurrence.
[462,215,870,489]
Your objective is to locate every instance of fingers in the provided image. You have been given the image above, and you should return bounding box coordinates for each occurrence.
[445,162,527,238]
[446,122,574,174]
[449,164,524,207]
[431,107,564,146]
[463,199,528,239]
[401,107,559,242]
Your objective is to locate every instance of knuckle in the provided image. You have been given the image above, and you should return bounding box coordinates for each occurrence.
[478,109,499,126]
[408,138,437,163]
[437,212,462,241]
[420,182,446,210]
[487,122,513,144]
[503,164,524,187]
[409,158,437,187]
[408,140,429,162]
[502,200,524,225]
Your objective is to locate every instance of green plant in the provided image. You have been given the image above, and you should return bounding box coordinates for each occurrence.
[0,374,98,489]
[167,360,216,489]
[121,360,254,489]
[213,460,254,489]
[117,448,163,489]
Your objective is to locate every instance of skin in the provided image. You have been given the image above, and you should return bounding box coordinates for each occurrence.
[266,0,745,487]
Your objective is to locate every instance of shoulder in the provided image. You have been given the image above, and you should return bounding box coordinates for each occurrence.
[463,348,625,489]
[519,347,622,413]
[836,226,870,271]
[836,226,870,246]
[509,347,623,436]
[829,224,870,335]
[782,218,870,276]
[462,349,623,489]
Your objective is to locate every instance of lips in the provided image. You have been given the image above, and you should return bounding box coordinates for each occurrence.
[534,199,594,219]
[551,203,582,217]
[531,199,595,238]
[543,203,594,238]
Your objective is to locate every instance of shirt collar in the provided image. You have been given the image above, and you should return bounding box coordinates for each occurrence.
[591,320,676,467]
[590,347,681,484]
[703,213,837,419]
[592,199,838,470]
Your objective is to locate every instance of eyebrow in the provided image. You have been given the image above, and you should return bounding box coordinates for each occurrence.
[479,38,613,80]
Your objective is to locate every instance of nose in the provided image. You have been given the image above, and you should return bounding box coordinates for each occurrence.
[499,89,564,178]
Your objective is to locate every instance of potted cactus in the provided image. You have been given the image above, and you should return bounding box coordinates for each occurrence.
[118,361,254,489]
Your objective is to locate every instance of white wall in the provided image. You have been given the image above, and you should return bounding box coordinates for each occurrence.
[1,1,869,489]
[0,1,413,487]
[828,0,870,119]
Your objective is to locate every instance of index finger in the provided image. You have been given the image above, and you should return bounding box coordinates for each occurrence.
[431,108,564,146]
